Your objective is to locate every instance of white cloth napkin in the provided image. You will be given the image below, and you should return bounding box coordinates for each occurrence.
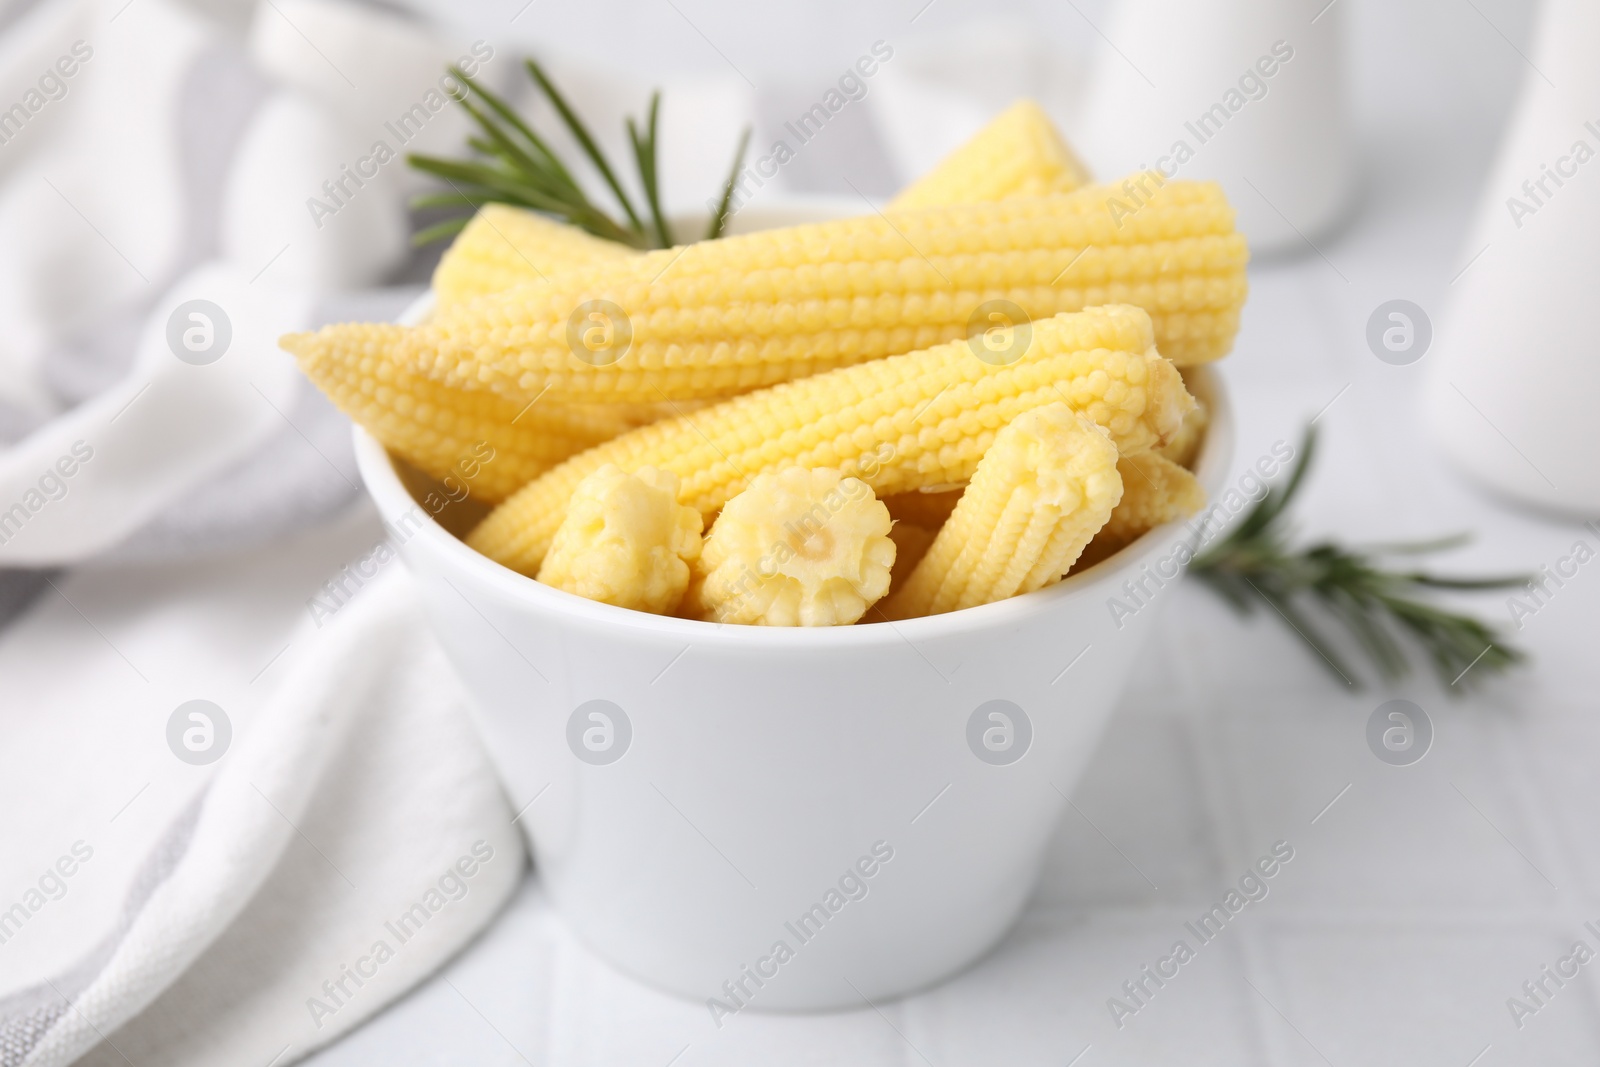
[0,2,532,1065]
[2,560,524,1067]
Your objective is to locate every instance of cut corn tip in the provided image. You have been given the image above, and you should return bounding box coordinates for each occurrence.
[535,464,703,612]
[691,467,895,626]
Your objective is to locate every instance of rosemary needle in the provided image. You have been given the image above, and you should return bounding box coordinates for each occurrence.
[1190,426,1528,690]
[408,59,751,249]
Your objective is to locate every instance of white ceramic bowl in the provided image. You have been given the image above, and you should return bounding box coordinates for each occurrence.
[352,201,1235,1012]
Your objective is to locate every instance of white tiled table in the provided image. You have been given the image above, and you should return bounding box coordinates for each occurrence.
[301,74,1600,1066]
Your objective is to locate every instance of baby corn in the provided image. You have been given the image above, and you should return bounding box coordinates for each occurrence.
[536,465,702,612]
[881,404,1122,618]
[1076,452,1206,569]
[888,99,1091,210]
[425,180,1247,402]
[1155,395,1208,469]
[691,467,895,626]
[1105,452,1206,546]
[432,204,637,308]
[282,322,636,503]
[466,304,1192,574]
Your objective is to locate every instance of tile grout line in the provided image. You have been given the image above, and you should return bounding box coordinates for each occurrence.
[1477,706,1600,1037]
[1484,711,1586,904]
[1017,901,1600,928]
[1234,913,1297,1067]
[1177,705,1283,1065]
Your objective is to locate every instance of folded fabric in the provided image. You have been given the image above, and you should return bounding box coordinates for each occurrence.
[0,0,429,560]
[1,564,525,1067]
[0,262,313,566]
[0,4,527,1066]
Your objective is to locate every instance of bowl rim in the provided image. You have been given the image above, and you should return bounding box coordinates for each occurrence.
[353,197,1236,649]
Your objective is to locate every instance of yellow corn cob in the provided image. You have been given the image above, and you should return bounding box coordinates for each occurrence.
[690,467,895,625]
[1075,452,1206,570]
[426,179,1247,402]
[880,404,1122,619]
[1154,395,1209,468]
[466,305,1192,574]
[432,204,637,307]
[1104,452,1206,545]
[887,521,938,595]
[888,99,1092,211]
[536,464,702,612]
[882,487,964,529]
[610,397,717,428]
[282,323,639,503]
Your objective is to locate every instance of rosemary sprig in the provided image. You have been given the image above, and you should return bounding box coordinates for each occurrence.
[1190,427,1528,690]
[408,58,751,249]
[705,127,753,242]
[626,93,672,249]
